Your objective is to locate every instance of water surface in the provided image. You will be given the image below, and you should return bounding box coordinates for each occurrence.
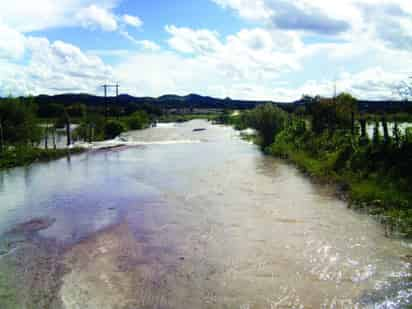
[0,120,411,308]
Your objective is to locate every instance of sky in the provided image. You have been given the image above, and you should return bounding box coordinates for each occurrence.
[0,0,411,101]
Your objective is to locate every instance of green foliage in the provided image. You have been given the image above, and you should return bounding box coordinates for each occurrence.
[104,120,126,139]
[66,103,86,118]
[126,111,150,130]
[37,102,64,118]
[228,98,412,236]
[242,104,287,147]
[0,97,42,147]
[310,93,357,134]
[393,122,401,146]
[0,146,84,170]
[372,121,381,145]
[73,113,105,142]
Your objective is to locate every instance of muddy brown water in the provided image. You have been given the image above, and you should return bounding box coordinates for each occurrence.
[0,120,411,308]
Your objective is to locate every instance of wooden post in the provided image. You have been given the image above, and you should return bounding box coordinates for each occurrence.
[65,113,71,147]
[382,114,389,143]
[44,123,49,150]
[0,121,3,153]
[360,117,367,139]
[89,123,92,143]
[52,127,57,149]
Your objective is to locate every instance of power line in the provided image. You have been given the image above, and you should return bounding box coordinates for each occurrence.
[101,83,120,120]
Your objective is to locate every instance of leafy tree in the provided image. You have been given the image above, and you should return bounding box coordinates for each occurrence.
[309,93,357,134]
[381,115,390,144]
[244,104,287,146]
[104,120,126,139]
[393,121,401,147]
[66,103,86,118]
[373,120,381,145]
[0,97,41,147]
[309,99,337,134]
[126,111,150,130]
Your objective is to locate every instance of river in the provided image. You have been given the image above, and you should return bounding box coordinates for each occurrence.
[0,120,411,308]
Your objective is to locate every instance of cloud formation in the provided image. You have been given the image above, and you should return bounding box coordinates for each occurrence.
[122,14,143,28]
[76,5,118,31]
[0,0,411,101]
[0,37,113,96]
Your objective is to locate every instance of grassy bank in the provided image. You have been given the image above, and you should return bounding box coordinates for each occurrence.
[226,100,412,237]
[0,147,85,170]
[268,129,412,236]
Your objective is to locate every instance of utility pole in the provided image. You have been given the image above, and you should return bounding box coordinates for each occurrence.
[102,83,120,121]
[103,84,108,121]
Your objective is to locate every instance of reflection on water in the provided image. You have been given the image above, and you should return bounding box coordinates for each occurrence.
[366,122,412,139]
[0,120,411,308]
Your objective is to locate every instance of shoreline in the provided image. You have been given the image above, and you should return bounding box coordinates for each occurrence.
[235,125,412,238]
[265,141,412,238]
[0,147,86,170]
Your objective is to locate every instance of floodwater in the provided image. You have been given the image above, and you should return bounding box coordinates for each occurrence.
[0,120,411,308]
[366,122,412,139]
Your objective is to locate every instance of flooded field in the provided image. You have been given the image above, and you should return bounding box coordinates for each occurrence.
[0,120,411,308]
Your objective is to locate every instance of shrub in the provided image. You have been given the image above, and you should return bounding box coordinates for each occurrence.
[104,120,126,139]
[126,111,150,130]
[245,104,287,147]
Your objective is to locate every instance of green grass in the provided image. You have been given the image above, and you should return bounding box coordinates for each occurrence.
[268,136,412,237]
[0,146,85,170]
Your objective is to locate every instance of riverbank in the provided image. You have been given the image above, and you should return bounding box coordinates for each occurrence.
[0,147,86,170]
[225,101,412,238]
[266,128,412,237]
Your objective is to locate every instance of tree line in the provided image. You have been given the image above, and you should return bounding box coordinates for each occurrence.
[226,94,412,236]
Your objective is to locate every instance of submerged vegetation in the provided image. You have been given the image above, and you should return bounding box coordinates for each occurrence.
[226,95,412,237]
[0,95,221,169]
[0,147,85,170]
[0,97,155,169]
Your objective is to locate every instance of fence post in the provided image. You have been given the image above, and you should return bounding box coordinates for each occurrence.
[0,121,3,153]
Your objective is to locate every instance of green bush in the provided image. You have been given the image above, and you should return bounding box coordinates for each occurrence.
[244,104,287,147]
[126,111,150,130]
[104,120,126,139]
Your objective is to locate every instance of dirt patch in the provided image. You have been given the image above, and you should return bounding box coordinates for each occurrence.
[0,237,65,309]
[60,223,163,309]
[9,217,56,235]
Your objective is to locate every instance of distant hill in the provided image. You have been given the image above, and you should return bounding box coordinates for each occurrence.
[19,93,280,110]
[1,93,411,113]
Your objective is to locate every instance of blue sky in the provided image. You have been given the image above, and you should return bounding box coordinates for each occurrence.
[0,0,411,100]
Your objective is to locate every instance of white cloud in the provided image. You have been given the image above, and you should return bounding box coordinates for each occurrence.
[211,0,412,46]
[292,68,408,101]
[119,31,160,51]
[139,40,161,51]
[212,0,271,20]
[0,0,411,102]
[0,37,113,96]
[165,25,222,54]
[76,5,118,31]
[114,26,305,100]
[212,0,351,34]
[0,0,119,32]
[165,25,302,77]
[0,23,26,59]
[122,14,143,28]
[0,1,143,33]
